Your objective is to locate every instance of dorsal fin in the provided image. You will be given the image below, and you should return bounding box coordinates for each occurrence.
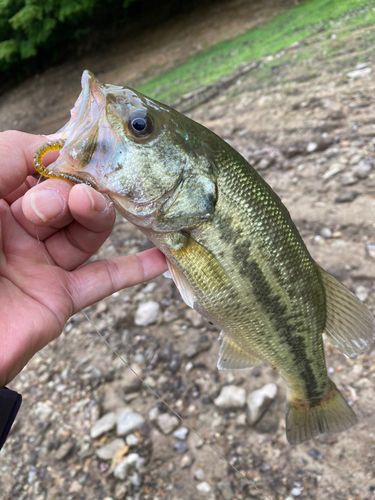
[218,332,260,370]
[320,267,375,357]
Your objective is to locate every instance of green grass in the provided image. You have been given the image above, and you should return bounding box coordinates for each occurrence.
[138,0,375,104]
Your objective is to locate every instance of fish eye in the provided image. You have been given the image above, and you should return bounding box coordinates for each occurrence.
[128,110,153,138]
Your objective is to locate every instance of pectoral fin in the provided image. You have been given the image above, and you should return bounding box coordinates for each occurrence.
[218,332,260,370]
[167,260,195,308]
[320,267,375,357]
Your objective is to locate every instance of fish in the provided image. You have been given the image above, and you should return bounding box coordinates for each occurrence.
[34,70,375,444]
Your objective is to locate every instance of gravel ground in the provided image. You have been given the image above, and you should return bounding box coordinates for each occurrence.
[1,4,375,500]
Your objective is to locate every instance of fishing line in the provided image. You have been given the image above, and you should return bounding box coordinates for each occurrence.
[34,220,272,500]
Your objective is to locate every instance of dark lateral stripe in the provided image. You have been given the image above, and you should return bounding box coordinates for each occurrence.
[246,260,321,400]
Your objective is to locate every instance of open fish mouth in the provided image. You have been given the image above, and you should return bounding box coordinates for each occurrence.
[34,70,110,189]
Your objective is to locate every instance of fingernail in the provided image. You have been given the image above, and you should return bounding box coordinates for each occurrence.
[30,190,64,222]
[82,184,107,212]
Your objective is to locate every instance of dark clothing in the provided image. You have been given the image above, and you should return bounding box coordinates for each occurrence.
[0,388,22,450]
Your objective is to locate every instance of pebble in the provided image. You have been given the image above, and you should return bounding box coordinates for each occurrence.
[306,142,317,153]
[290,487,303,496]
[55,442,74,461]
[247,383,278,425]
[148,406,159,422]
[218,481,233,500]
[121,365,142,393]
[117,409,145,436]
[355,285,369,302]
[185,335,212,358]
[320,227,332,239]
[90,412,116,439]
[180,453,194,468]
[214,385,246,410]
[335,191,356,203]
[134,301,160,326]
[96,439,125,460]
[125,434,140,447]
[196,481,211,493]
[185,309,205,328]
[174,427,189,440]
[113,453,140,480]
[347,67,372,79]
[322,165,343,180]
[307,448,323,460]
[340,173,357,186]
[257,157,272,170]
[156,413,180,435]
[353,163,372,179]
[367,243,375,260]
[174,441,189,454]
[194,468,205,481]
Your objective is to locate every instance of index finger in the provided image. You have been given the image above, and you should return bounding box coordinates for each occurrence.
[0,131,57,200]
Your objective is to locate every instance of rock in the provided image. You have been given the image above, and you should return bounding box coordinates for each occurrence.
[113,453,140,480]
[125,434,139,447]
[194,468,205,481]
[185,335,212,358]
[320,227,332,239]
[307,448,323,460]
[257,157,272,170]
[197,481,211,492]
[148,406,159,422]
[114,483,128,500]
[134,301,160,326]
[185,309,205,328]
[102,383,125,412]
[174,441,188,454]
[174,427,189,441]
[214,385,246,410]
[367,243,375,260]
[55,442,74,461]
[117,409,145,436]
[90,412,116,439]
[156,413,180,435]
[218,481,233,500]
[96,439,126,460]
[291,486,303,496]
[340,173,357,186]
[247,383,278,425]
[69,481,82,494]
[347,67,372,79]
[355,285,369,302]
[306,142,317,153]
[121,365,142,393]
[322,165,344,180]
[335,191,356,203]
[353,163,372,179]
[180,453,194,468]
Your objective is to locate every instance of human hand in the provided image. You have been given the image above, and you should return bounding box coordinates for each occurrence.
[0,130,167,386]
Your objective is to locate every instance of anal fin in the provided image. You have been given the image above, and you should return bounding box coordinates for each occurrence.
[320,267,375,357]
[218,332,260,370]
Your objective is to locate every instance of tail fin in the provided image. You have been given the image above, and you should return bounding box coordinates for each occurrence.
[286,383,357,444]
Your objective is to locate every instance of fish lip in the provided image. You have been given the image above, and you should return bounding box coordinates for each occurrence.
[50,70,108,184]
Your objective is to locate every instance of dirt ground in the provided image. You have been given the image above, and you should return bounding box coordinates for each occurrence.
[0,1,375,500]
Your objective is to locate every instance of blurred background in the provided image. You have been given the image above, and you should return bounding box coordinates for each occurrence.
[1,1,375,499]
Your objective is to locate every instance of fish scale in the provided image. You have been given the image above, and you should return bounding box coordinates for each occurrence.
[34,69,375,444]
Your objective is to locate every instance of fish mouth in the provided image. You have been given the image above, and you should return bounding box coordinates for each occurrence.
[46,70,109,188]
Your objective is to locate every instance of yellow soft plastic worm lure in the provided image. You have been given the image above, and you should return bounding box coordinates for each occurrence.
[33,139,97,189]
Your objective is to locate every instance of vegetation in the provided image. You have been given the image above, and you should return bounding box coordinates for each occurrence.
[0,0,135,77]
[138,0,375,103]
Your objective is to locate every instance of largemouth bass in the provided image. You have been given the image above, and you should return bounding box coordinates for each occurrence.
[34,70,375,444]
